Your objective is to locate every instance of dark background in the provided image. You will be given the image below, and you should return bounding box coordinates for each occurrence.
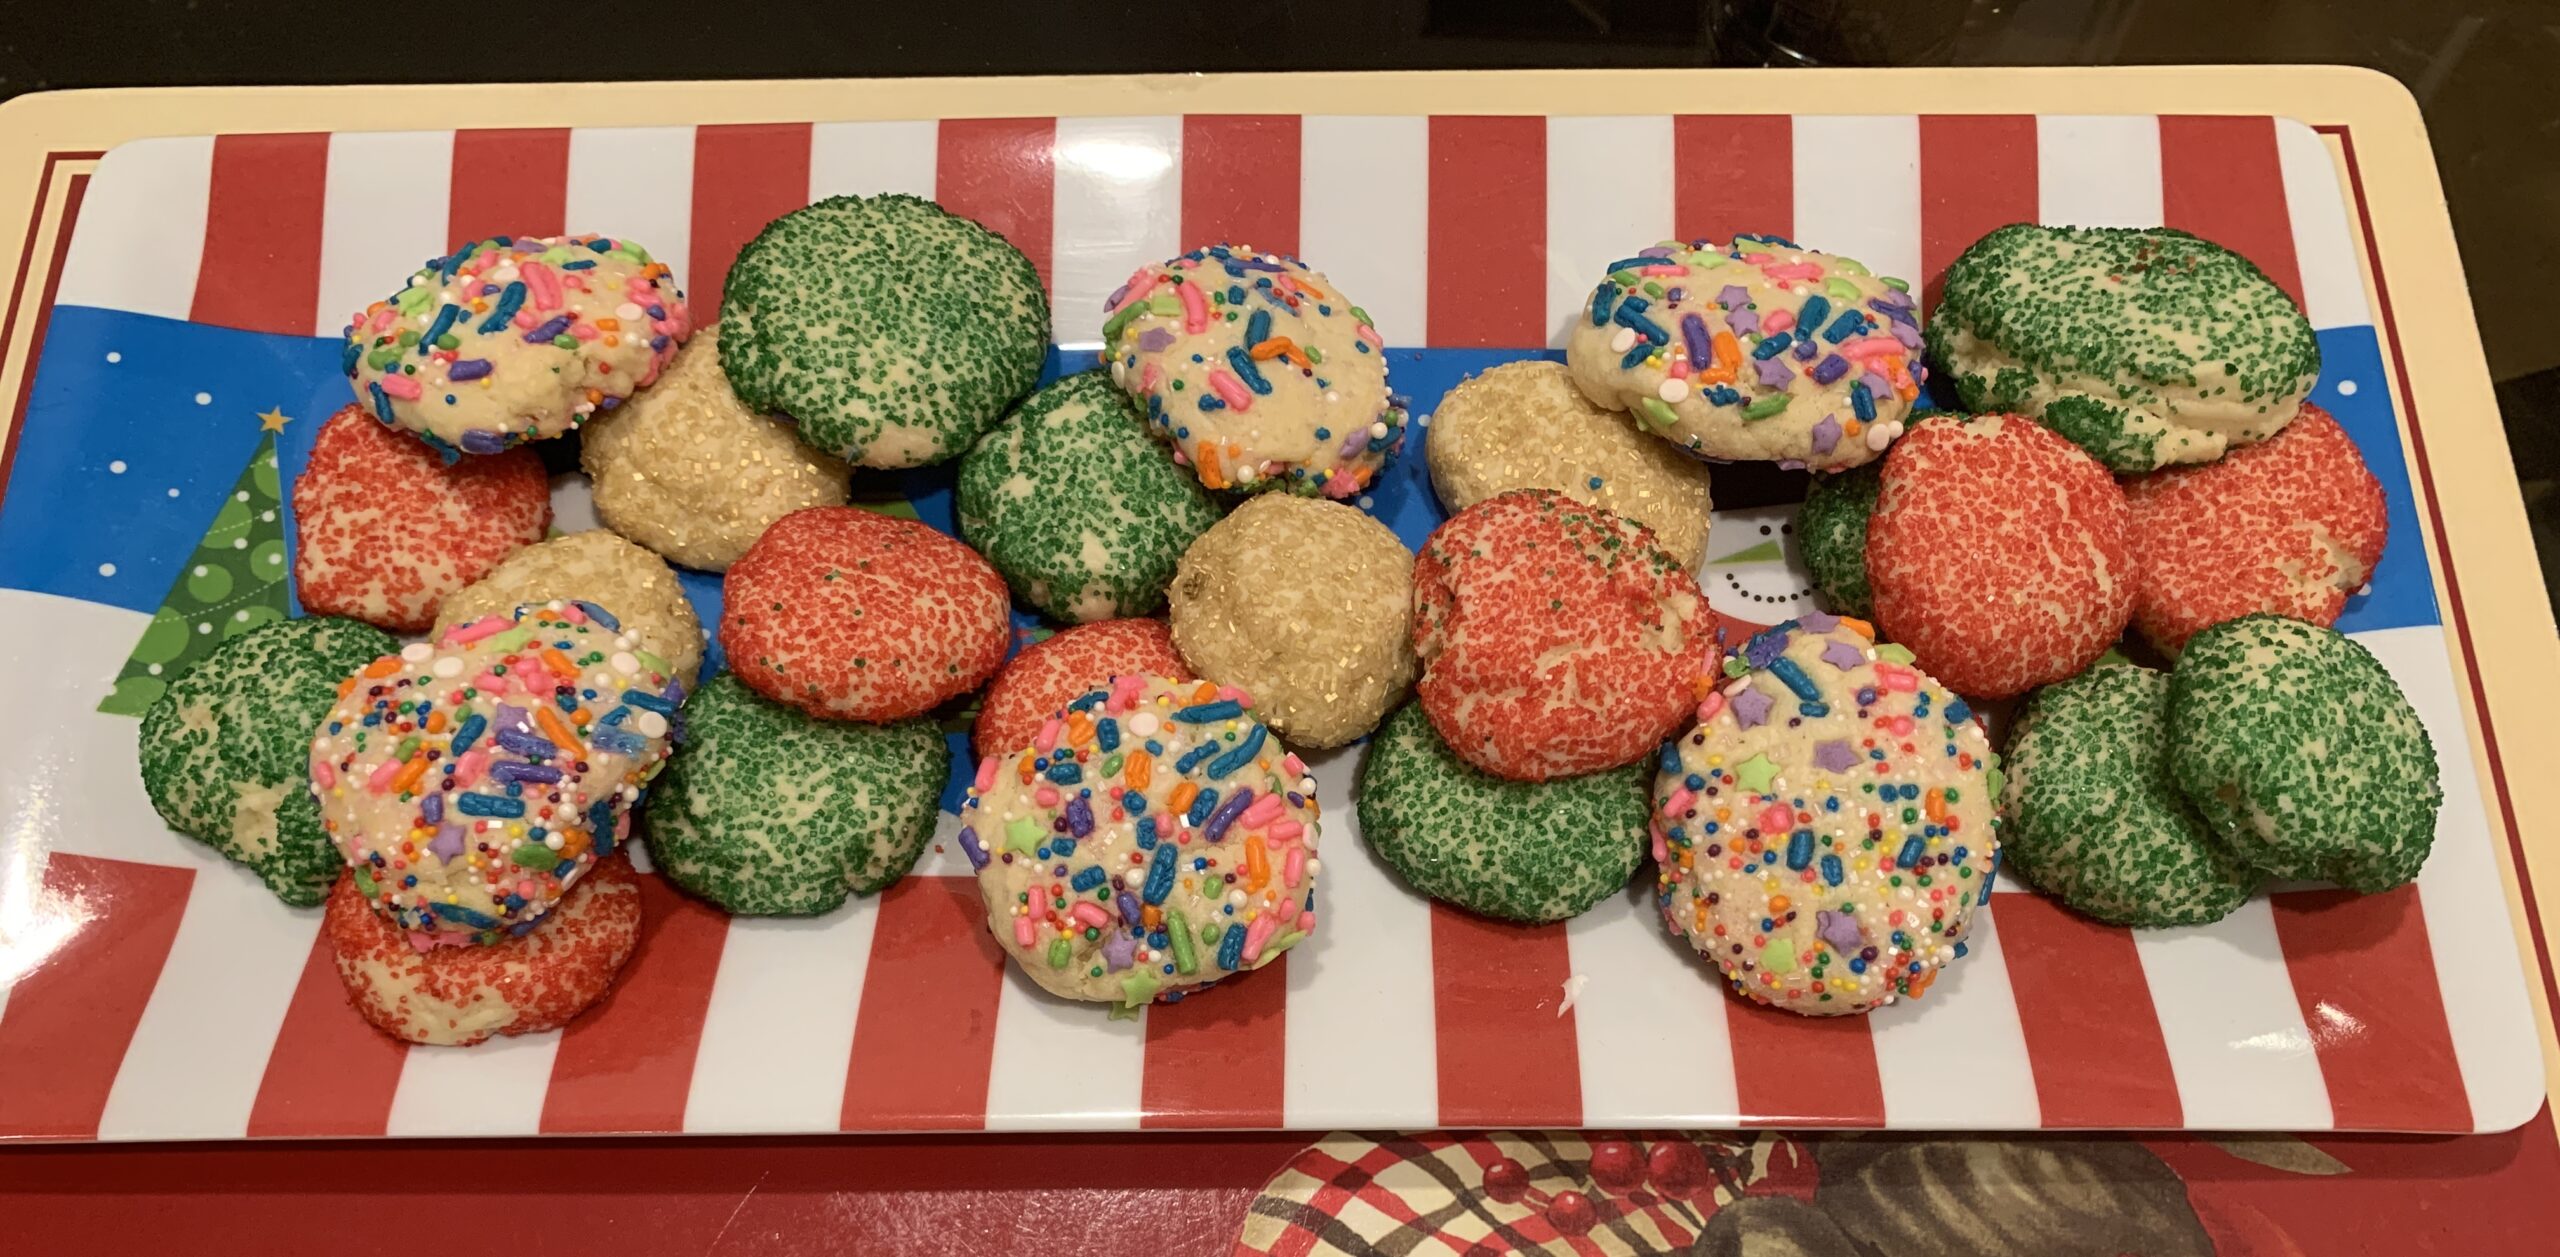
[5,0,2554,599]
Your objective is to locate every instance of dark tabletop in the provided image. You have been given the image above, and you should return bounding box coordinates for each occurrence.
[6,0,2555,595]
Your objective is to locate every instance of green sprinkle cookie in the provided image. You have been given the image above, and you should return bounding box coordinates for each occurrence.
[1361,701,1638,921]
[1796,459,1881,619]
[2167,615,2439,893]
[645,673,949,915]
[137,616,398,906]
[2002,665,2257,927]
[1927,224,2319,472]
[720,194,1050,469]
[957,370,1223,622]
[1358,701,1647,923]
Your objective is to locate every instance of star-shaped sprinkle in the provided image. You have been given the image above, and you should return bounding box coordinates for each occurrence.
[1731,687,1774,729]
[257,407,292,432]
[1813,739,1859,772]
[1822,639,1867,671]
[1733,753,1780,795]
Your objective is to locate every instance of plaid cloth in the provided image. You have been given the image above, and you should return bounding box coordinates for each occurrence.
[1235,1131,1792,1256]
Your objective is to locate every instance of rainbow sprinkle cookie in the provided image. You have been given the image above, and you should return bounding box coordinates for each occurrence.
[1928,224,2319,472]
[961,674,1321,1015]
[311,601,680,945]
[1652,614,2000,1016]
[2167,614,2439,893]
[1103,244,1407,498]
[343,235,688,457]
[1565,237,1922,472]
[720,194,1050,469]
[2003,665,2257,927]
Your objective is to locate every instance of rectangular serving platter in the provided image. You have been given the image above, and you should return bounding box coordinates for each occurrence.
[0,87,2542,1139]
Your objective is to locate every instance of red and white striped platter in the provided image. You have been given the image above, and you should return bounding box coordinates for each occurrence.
[0,108,2541,1139]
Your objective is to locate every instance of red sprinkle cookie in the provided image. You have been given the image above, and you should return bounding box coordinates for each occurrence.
[974,618,1189,757]
[723,506,1011,722]
[326,854,642,1047]
[293,405,551,632]
[1867,414,2132,699]
[2125,403,2387,654]
[1413,489,1706,781]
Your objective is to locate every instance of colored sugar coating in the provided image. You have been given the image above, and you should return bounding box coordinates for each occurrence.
[957,370,1224,621]
[1167,494,1415,749]
[1928,224,2319,472]
[343,234,688,456]
[435,530,706,691]
[310,602,680,945]
[1652,615,2000,1016]
[974,618,1189,758]
[645,674,948,915]
[1358,701,1648,923]
[1795,458,1881,620]
[138,616,399,907]
[327,855,643,1046]
[722,506,1011,723]
[581,324,852,572]
[1866,414,2132,699]
[962,674,1322,1014]
[1563,235,1923,472]
[720,194,1050,469]
[1103,244,1408,498]
[293,404,551,632]
[2167,615,2439,893]
[1413,489,1705,782]
[1425,359,1715,567]
[2001,665,2257,927]
[2125,403,2388,655]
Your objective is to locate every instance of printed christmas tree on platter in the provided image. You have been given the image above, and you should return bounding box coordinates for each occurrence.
[97,408,294,715]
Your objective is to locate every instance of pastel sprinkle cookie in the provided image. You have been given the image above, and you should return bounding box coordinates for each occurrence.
[1867,414,2132,700]
[1104,244,1407,497]
[974,618,1190,759]
[957,370,1223,622]
[1168,494,1415,750]
[1795,458,1881,620]
[961,674,1322,1014]
[138,616,398,907]
[1652,614,2000,1016]
[720,194,1050,469]
[1358,701,1648,924]
[722,506,1011,723]
[2126,403,2387,655]
[2001,665,2257,927]
[1414,489,1705,782]
[327,855,642,1046]
[1928,224,2319,472]
[644,674,948,916]
[1565,235,1923,472]
[293,404,551,633]
[1425,359,1715,568]
[580,324,852,573]
[310,602,680,945]
[343,234,688,457]
[2168,614,2439,893]
[435,530,706,692]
